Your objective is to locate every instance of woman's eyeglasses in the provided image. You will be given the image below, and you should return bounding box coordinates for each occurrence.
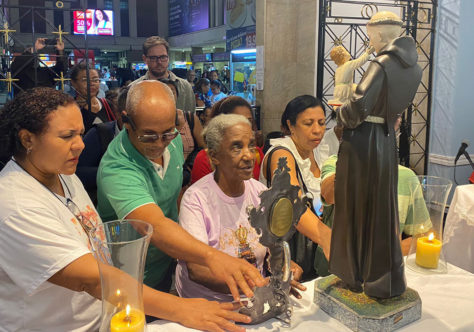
[80,78,101,83]
[66,198,94,234]
[66,198,113,263]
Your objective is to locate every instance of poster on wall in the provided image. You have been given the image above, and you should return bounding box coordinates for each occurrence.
[225,0,256,29]
[226,25,255,51]
[168,0,210,37]
[73,9,114,36]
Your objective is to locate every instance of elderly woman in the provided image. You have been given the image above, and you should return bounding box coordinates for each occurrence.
[260,95,332,280]
[0,88,253,332]
[176,114,304,301]
[70,63,116,132]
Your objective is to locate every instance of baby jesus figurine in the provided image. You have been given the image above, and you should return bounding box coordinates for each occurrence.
[328,46,374,107]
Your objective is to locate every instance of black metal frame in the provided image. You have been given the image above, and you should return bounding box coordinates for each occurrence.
[0,0,98,110]
[316,0,437,174]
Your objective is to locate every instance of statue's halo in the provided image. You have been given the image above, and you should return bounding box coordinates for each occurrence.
[367,11,403,26]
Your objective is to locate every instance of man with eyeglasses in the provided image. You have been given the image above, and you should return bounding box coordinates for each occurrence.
[133,36,195,113]
[97,80,265,310]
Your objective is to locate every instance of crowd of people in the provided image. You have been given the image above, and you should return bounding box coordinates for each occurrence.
[0,34,429,331]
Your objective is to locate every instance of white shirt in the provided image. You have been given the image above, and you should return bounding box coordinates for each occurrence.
[150,148,171,180]
[176,174,268,302]
[0,161,102,332]
[319,127,341,158]
[259,136,330,200]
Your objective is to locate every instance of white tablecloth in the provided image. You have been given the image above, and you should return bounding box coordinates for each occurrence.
[149,263,474,331]
[444,184,474,273]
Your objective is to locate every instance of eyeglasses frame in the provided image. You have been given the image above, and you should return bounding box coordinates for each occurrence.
[123,114,179,143]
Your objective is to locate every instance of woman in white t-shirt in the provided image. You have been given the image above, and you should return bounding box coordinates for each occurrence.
[176,114,305,301]
[0,88,251,332]
[260,95,332,280]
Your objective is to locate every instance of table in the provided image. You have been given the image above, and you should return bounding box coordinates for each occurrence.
[444,184,474,273]
[149,263,474,331]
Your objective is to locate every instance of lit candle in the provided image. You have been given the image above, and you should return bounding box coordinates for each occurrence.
[415,232,442,269]
[110,304,145,332]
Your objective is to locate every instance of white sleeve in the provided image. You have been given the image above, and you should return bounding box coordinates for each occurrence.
[0,208,90,296]
[178,190,209,244]
[346,51,371,71]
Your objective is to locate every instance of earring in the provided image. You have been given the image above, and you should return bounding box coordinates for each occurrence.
[27,147,32,154]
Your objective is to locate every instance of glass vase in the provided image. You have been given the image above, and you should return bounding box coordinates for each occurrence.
[406,176,452,274]
[91,219,153,332]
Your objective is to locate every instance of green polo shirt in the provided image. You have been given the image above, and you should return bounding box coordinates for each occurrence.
[314,154,431,277]
[97,129,184,287]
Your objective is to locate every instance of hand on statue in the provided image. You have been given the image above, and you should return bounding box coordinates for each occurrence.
[177,298,250,332]
[290,260,303,281]
[205,250,267,302]
[289,261,306,299]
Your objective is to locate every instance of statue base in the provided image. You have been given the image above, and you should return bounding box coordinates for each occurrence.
[314,275,421,332]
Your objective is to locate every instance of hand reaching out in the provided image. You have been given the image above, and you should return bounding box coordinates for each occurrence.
[34,38,46,52]
[177,298,250,332]
[205,250,266,302]
[289,261,307,299]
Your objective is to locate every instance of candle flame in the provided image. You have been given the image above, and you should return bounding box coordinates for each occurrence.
[428,233,434,241]
[125,304,131,316]
[116,289,121,296]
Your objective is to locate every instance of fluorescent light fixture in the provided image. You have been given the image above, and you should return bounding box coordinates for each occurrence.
[231,48,256,54]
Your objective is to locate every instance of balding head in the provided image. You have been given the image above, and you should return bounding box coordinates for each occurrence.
[126,80,175,116]
[123,80,178,161]
[367,11,403,53]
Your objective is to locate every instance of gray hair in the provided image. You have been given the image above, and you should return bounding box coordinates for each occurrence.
[126,80,175,116]
[203,114,251,153]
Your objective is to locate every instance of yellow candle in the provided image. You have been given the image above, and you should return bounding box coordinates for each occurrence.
[110,305,145,332]
[415,233,442,269]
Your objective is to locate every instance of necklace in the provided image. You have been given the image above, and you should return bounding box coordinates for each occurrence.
[11,159,94,235]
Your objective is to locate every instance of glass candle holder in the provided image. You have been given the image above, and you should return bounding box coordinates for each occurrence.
[406,176,452,274]
[91,219,153,332]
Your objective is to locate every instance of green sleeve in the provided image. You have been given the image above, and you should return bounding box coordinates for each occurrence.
[397,166,432,235]
[321,154,337,181]
[314,154,338,277]
[97,163,155,221]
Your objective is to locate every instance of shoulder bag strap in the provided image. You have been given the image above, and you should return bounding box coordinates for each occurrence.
[100,98,116,122]
[265,146,309,194]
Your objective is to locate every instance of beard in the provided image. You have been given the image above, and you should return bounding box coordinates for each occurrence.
[149,67,167,79]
